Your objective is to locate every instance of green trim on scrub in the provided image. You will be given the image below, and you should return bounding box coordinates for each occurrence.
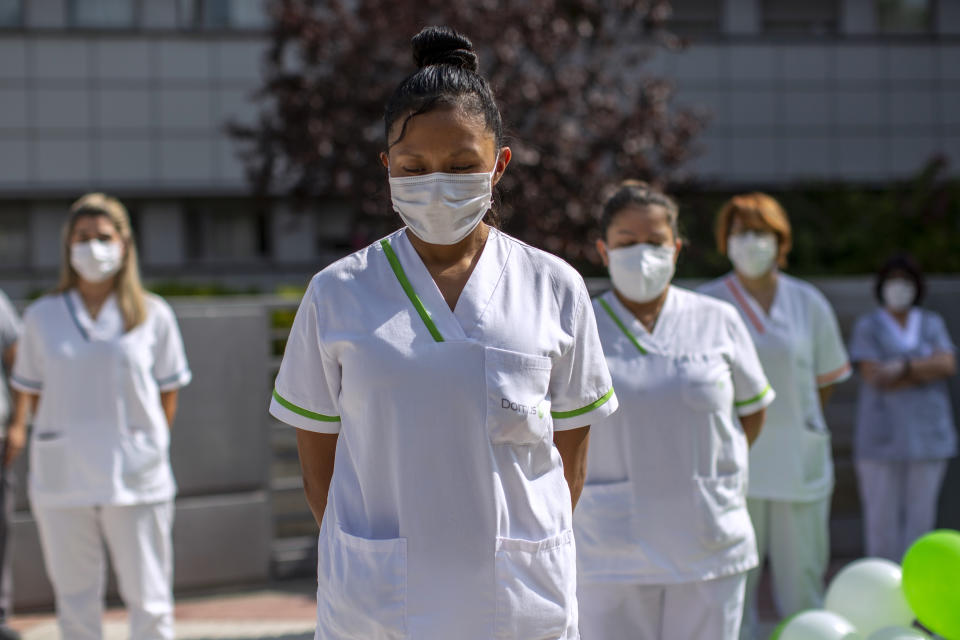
[380,239,445,343]
[273,389,340,422]
[735,384,772,408]
[598,298,648,355]
[551,387,615,420]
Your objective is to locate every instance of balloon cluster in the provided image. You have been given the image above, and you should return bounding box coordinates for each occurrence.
[770,530,960,640]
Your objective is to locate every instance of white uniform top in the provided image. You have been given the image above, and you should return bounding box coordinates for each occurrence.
[11,290,191,508]
[269,227,617,640]
[699,273,851,501]
[575,287,774,586]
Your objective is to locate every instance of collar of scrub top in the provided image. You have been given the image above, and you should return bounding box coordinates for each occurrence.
[64,289,123,341]
[382,230,613,424]
[878,306,922,352]
[380,227,511,343]
[724,273,786,335]
[597,287,678,356]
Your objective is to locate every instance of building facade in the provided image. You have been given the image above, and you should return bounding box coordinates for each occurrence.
[0,0,956,296]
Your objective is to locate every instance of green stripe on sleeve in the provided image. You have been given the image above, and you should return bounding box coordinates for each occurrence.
[735,384,772,408]
[551,387,615,420]
[380,239,445,343]
[272,389,340,422]
[598,298,648,355]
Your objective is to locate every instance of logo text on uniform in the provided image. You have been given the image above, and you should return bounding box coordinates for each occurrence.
[501,398,546,419]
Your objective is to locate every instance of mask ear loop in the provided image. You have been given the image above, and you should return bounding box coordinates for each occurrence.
[490,152,503,183]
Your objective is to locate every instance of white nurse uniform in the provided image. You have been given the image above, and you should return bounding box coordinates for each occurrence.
[270,227,617,640]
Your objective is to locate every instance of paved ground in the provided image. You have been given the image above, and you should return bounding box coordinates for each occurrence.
[9,581,318,640]
[6,573,784,639]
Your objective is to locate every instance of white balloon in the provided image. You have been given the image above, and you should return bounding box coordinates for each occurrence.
[866,627,929,640]
[824,558,915,636]
[780,610,862,640]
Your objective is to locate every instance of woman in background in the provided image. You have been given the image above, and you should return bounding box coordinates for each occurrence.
[9,193,191,640]
[699,193,850,639]
[575,182,773,639]
[848,254,956,561]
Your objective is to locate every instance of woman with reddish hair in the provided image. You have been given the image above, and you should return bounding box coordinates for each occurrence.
[700,193,851,639]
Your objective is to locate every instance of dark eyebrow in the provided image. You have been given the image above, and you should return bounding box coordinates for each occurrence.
[391,147,482,158]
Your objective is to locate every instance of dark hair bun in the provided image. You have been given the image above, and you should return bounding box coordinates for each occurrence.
[411,26,478,73]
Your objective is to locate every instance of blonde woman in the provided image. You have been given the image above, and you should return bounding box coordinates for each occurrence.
[8,194,191,640]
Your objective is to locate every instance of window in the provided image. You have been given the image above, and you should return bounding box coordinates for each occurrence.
[877,0,932,34]
[179,0,268,30]
[669,0,722,36]
[69,0,136,28]
[0,207,29,269]
[763,0,839,35]
[0,0,22,27]
[187,203,268,263]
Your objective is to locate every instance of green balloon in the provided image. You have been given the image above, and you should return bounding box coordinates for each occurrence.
[901,529,960,640]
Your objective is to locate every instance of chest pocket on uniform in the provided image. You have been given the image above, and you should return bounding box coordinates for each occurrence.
[679,356,733,414]
[484,347,553,446]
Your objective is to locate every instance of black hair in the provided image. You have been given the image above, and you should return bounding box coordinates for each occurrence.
[875,253,926,307]
[600,180,680,239]
[383,26,503,150]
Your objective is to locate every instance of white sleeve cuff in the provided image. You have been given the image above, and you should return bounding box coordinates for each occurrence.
[156,369,192,392]
[816,363,852,388]
[551,388,619,431]
[269,389,341,434]
[10,373,42,393]
[735,384,776,417]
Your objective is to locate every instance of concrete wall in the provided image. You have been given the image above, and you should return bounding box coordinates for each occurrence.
[1,33,957,195]
[0,34,261,195]
[0,0,957,197]
[668,41,959,185]
[9,300,273,610]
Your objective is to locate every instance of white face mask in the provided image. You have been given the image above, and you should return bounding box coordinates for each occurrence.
[70,240,123,283]
[882,278,916,312]
[606,243,676,303]
[389,168,495,245]
[727,231,778,278]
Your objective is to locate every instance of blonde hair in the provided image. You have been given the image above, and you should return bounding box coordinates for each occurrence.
[715,192,792,268]
[57,193,147,331]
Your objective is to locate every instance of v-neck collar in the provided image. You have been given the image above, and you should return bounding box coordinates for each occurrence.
[384,227,511,342]
[879,307,921,351]
[725,273,783,334]
[65,289,123,341]
[600,287,678,355]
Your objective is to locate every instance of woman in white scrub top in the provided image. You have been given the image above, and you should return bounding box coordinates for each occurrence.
[269,27,617,640]
[699,193,851,639]
[8,193,191,640]
[575,182,774,640]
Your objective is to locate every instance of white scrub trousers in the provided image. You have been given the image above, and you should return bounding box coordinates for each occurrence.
[33,501,175,640]
[740,496,830,640]
[578,573,747,640]
[856,459,948,562]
